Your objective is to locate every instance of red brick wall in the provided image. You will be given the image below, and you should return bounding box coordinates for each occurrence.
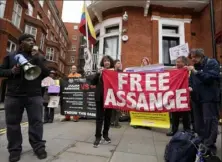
[94,3,221,67]
[64,22,81,75]
[192,0,222,61]
[55,0,64,18]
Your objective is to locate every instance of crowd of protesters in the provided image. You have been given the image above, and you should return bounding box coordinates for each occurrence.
[0,33,221,162]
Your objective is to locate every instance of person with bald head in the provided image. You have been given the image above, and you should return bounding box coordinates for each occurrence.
[61,65,82,122]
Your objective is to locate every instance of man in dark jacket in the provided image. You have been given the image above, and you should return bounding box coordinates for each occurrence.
[188,48,220,154]
[0,34,49,162]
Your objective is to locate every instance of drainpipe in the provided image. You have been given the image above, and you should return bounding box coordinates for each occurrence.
[210,0,217,59]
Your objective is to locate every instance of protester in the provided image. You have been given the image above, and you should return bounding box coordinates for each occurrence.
[141,57,150,66]
[188,48,220,154]
[90,55,114,148]
[61,65,81,122]
[43,70,57,123]
[111,59,122,128]
[166,56,191,136]
[133,57,152,130]
[0,34,49,162]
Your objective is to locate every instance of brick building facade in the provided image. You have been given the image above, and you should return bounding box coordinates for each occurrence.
[64,22,82,75]
[0,0,69,76]
[87,0,222,69]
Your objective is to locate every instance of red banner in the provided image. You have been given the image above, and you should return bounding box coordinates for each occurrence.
[103,69,190,112]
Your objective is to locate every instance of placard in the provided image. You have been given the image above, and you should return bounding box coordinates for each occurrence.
[60,78,96,118]
[48,96,60,108]
[169,43,189,61]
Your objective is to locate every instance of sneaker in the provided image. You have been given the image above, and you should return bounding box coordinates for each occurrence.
[35,149,47,160]
[93,138,101,148]
[9,152,20,162]
[103,136,111,143]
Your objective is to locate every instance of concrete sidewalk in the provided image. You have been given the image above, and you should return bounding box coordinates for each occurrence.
[0,119,221,162]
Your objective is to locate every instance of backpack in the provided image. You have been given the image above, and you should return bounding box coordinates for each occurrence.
[164,131,201,162]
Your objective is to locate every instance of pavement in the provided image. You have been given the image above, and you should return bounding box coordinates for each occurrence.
[0,116,221,162]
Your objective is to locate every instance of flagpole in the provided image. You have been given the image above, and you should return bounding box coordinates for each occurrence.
[84,0,89,49]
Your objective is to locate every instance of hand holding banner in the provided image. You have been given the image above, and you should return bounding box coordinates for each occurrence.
[103,69,190,112]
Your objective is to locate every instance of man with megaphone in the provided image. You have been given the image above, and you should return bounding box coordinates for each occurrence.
[0,34,50,162]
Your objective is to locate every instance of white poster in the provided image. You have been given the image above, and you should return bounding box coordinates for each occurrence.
[48,96,60,108]
[84,48,93,76]
[169,43,189,61]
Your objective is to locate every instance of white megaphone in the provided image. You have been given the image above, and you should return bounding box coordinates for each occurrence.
[14,54,42,80]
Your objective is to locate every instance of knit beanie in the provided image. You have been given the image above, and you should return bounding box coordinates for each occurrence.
[18,34,35,44]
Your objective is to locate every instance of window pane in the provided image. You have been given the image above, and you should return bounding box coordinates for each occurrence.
[162,37,179,65]
[0,0,6,18]
[105,26,119,34]
[162,26,178,34]
[103,36,119,60]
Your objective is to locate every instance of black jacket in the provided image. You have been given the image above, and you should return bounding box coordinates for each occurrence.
[0,51,50,97]
[90,73,102,102]
[189,56,220,103]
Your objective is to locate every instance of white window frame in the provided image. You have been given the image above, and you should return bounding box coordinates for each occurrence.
[51,33,54,41]
[25,25,37,39]
[39,33,45,51]
[46,47,54,61]
[151,16,191,64]
[52,18,55,27]
[0,0,6,18]
[39,0,44,7]
[26,2,33,16]
[12,1,22,28]
[72,35,77,40]
[6,40,17,52]
[37,14,41,20]
[24,24,37,39]
[70,56,75,63]
[71,45,76,51]
[94,17,122,65]
[46,28,49,39]
[47,10,51,20]
[74,25,78,30]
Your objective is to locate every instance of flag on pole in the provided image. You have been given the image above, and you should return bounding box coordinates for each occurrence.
[79,2,96,45]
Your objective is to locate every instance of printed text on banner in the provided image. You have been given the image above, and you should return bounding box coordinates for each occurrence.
[102,69,190,112]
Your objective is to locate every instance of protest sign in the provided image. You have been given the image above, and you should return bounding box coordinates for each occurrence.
[169,43,189,61]
[130,112,170,128]
[48,96,60,108]
[103,69,190,112]
[60,78,96,118]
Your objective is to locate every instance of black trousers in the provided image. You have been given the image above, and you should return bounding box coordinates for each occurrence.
[5,96,46,154]
[171,111,191,132]
[111,109,120,126]
[95,101,112,138]
[192,101,219,147]
[43,103,54,122]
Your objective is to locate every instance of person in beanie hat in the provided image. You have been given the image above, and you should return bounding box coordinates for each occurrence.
[0,33,49,161]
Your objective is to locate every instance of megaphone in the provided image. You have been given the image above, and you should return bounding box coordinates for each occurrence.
[14,54,42,80]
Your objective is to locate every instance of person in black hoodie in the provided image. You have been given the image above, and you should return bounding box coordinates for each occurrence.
[90,55,114,148]
[0,34,49,162]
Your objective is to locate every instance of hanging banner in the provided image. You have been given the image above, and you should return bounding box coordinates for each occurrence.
[130,111,170,128]
[103,69,190,112]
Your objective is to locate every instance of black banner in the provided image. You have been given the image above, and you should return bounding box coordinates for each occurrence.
[60,77,96,118]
